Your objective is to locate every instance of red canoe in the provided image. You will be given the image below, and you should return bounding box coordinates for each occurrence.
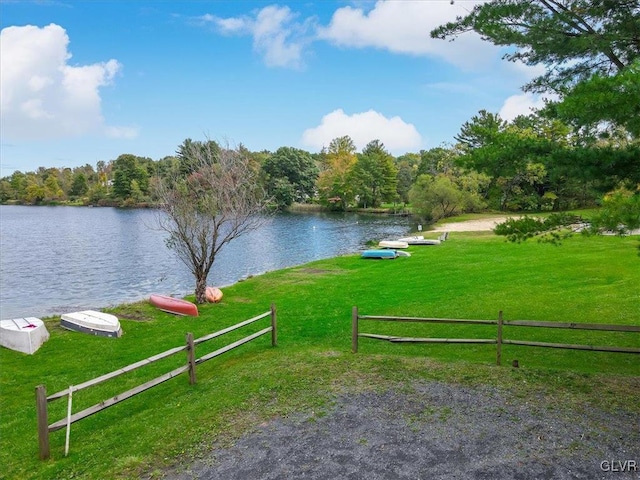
[149,294,199,317]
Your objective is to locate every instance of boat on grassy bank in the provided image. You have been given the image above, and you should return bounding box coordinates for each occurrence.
[398,236,441,245]
[0,317,50,354]
[60,310,122,338]
[361,249,398,259]
[378,240,409,249]
[205,287,223,303]
[149,294,199,316]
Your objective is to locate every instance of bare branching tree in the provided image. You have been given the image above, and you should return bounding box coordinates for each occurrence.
[155,140,271,303]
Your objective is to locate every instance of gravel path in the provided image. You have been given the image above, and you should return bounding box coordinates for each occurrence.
[431,216,517,233]
[162,381,639,480]
[430,216,640,235]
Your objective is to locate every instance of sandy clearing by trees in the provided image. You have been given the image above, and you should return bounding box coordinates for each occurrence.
[431,216,518,233]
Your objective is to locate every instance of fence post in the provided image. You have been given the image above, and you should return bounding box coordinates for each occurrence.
[496,310,503,366]
[352,306,359,353]
[186,332,197,385]
[36,385,50,460]
[270,303,278,347]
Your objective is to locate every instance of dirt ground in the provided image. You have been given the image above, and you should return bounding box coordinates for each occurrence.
[430,216,640,235]
[159,380,639,480]
[431,216,517,233]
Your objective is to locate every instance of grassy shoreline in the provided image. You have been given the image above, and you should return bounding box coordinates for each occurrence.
[1,229,638,479]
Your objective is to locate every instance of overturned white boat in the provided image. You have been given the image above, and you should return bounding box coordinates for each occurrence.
[0,317,50,354]
[378,240,409,249]
[60,310,122,338]
[398,236,441,245]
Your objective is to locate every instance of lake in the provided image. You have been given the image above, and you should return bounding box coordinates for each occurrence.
[0,205,411,319]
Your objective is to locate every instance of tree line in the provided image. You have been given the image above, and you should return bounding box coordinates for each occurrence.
[1,107,637,221]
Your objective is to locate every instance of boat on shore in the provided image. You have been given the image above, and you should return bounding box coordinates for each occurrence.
[378,240,409,249]
[361,249,398,259]
[150,294,199,316]
[60,310,122,338]
[398,236,441,245]
[0,317,50,354]
[205,287,223,303]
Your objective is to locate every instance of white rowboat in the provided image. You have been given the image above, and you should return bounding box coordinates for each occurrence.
[378,240,409,249]
[0,317,50,354]
[60,310,122,338]
[397,236,441,245]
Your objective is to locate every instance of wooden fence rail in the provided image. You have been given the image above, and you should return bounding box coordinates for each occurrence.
[352,306,640,366]
[36,304,277,460]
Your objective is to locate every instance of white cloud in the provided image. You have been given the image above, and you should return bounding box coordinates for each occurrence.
[207,15,248,35]
[499,93,557,121]
[509,59,547,80]
[199,2,504,71]
[302,109,422,153]
[105,125,140,139]
[318,0,499,69]
[0,24,133,141]
[199,5,312,69]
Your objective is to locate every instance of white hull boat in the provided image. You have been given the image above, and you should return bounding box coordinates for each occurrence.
[60,310,122,338]
[0,317,50,354]
[378,240,409,249]
[398,236,441,245]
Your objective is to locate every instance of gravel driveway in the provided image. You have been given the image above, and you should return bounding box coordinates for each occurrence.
[162,381,639,480]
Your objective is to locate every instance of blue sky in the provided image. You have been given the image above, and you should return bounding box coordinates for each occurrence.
[0,0,547,177]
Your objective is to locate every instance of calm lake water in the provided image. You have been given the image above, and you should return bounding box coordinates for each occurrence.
[0,205,411,319]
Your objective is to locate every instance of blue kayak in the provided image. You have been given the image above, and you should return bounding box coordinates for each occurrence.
[361,249,398,259]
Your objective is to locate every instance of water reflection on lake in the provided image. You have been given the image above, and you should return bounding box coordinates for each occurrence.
[0,206,410,318]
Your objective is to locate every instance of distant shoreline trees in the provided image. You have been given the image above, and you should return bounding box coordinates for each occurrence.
[1,122,634,219]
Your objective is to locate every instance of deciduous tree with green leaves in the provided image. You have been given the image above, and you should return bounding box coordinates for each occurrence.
[395,153,420,205]
[43,174,64,201]
[317,136,358,211]
[261,146,318,210]
[352,140,398,208]
[111,154,151,201]
[70,172,89,198]
[417,146,458,177]
[409,172,487,222]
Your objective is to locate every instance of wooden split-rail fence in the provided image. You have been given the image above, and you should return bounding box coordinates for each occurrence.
[351,307,640,365]
[36,305,277,460]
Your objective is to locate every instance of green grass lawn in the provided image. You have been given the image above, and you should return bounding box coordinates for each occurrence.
[1,231,639,479]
